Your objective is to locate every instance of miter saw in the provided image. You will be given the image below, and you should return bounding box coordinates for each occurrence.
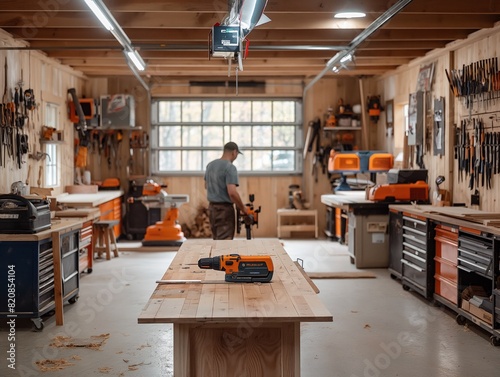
[127,180,189,246]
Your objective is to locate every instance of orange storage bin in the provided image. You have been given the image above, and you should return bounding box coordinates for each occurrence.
[434,226,458,264]
[434,274,458,304]
[435,256,457,282]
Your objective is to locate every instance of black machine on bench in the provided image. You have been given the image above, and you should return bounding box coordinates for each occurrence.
[0,194,51,233]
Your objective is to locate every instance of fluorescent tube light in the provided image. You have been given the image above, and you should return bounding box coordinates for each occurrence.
[84,0,114,31]
[334,12,366,19]
[127,49,146,71]
[340,54,352,63]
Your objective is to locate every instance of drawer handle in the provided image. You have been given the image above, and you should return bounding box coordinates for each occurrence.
[402,250,426,264]
[402,259,424,272]
[402,226,426,237]
[458,248,491,263]
[457,265,473,273]
[402,241,427,255]
[403,216,426,226]
[457,257,488,272]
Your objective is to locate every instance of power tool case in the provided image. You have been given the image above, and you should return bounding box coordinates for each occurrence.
[0,194,51,234]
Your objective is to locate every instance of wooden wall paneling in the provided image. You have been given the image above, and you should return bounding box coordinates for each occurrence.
[0,31,86,195]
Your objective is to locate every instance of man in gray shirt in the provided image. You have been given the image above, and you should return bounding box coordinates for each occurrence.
[204,142,250,239]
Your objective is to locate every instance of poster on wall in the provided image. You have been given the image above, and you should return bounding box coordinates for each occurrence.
[433,97,445,156]
[416,62,435,92]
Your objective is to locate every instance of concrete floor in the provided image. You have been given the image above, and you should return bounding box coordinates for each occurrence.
[2,239,500,376]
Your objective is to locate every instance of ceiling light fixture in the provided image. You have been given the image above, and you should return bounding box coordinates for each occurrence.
[334,12,366,19]
[127,49,146,71]
[304,0,413,95]
[84,0,114,31]
[340,54,352,63]
[331,66,340,73]
[84,0,148,88]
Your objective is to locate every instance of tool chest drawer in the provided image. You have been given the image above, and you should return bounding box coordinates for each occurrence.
[403,215,427,233]
[402,229,427,250]
[458,231,493,278]
[401,213,434,299]
[402,259,427,290]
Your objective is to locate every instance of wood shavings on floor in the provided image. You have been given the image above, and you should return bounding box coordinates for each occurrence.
[50,333,110,350]
[35,359,75,372]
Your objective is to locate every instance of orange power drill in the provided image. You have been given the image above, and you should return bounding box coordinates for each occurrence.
[198,254,274,282]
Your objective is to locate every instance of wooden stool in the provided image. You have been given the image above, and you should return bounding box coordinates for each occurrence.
[93,220,120,260]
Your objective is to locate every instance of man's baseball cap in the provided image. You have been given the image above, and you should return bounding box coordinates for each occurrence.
[224,141,243,154]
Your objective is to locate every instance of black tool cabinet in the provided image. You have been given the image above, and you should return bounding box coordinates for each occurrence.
[401,212,435,299]
[388,209,403,280]
[389,205,500,345]
[0,228,80,331]
[455,227,500,346]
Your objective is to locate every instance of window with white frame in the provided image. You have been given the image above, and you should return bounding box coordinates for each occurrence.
[44,103,59,187]
[151,99,303,174]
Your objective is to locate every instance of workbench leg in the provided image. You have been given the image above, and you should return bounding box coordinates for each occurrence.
[51,231,64,326]
[173,322,300,376]
[174,323,191,377]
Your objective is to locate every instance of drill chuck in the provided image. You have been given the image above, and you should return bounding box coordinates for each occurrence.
[198,256,221,270]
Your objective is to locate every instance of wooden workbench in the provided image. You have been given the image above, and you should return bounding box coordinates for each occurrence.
[138,239,333,377]
[55,190,123,207]
[55,190,124,237]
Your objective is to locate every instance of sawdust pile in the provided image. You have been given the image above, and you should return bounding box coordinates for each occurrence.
[35,359,75,372]
[50,333,110,350]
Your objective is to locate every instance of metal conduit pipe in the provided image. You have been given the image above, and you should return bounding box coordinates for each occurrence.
[303,0,414,96]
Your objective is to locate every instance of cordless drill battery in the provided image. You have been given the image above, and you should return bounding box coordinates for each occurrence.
[198,254,274,283]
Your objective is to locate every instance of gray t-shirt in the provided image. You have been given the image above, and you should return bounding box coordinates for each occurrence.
[204,159,239,203]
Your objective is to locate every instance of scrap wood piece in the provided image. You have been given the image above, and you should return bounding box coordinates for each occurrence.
[50,333,110,350]
[307,271,376,279]
[35,358,75,372]
[482,220,500,227]
[293,261,320,294]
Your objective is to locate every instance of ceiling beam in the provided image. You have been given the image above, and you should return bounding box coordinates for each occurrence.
[0,12,496,30]
[2,0,500,13]
[6,27,475,42]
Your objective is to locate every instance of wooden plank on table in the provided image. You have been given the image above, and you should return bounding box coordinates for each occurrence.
[196,284,216,319]
[155,297,185,321]
[302,294,334,321]
[212,284,230,319]
[180,288,202,318]
[270,282,301,319]
[243,283,266,318]
[293,261,320,293]
[138,299,163,323]
[289,295,315,318]
[228,283,246,319]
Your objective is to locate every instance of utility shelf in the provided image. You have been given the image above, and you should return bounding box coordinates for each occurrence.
[277,209,318,239]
